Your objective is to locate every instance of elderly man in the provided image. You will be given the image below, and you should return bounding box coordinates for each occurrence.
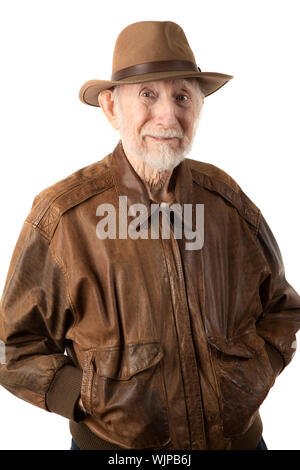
[0,20,300,451]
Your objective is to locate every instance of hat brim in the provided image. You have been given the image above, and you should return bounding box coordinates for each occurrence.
[79,71,233,107]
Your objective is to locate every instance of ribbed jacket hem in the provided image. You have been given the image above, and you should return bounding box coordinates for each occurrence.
[69,412,262,450]
[69,420,127,450]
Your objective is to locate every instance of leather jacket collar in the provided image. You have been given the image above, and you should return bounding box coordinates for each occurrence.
[110,139,196,231]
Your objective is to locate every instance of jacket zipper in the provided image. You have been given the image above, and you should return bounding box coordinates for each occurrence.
[160,208,207,449]
[167,210,223,432]
[169,211,223,430]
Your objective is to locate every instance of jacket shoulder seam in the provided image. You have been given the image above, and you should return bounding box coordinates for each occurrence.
[189,161,261,233]
[26,169,114,241]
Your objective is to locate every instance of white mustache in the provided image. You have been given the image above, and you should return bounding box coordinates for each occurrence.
[142,129,184,139]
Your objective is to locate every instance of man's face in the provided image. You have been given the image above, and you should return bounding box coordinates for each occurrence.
[112,78,204,172]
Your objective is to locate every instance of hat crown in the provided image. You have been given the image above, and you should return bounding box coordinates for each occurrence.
[112,21,196,76]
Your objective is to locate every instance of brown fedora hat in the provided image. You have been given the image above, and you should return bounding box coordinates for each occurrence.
[79,21,233,107]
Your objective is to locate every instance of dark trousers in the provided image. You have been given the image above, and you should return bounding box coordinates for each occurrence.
[70,435,268,450]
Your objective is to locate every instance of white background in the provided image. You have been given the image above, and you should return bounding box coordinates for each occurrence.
[0,0,299,450]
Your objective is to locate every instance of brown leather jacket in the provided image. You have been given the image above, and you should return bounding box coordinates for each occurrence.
[0,140,299,450]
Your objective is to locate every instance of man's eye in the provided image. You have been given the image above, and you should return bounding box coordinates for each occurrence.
[177,95,188,101]
[141,92,189,101]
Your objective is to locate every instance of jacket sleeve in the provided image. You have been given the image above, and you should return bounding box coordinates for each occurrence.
[0,219,84,422]
[255,213,300,376]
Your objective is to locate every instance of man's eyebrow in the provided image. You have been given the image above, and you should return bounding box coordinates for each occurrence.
[179,85,193,93]
[178,80,194,91]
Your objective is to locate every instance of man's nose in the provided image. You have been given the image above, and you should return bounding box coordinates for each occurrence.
[152,97,180,127]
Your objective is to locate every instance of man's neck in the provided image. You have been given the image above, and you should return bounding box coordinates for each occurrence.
[124,150,176,204]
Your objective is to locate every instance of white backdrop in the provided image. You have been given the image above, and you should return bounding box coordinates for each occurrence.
[0,0,299,450]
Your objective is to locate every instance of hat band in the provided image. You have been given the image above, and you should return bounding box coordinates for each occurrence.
[111,60,201,81]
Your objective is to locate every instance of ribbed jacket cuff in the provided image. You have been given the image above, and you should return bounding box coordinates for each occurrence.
[46,365,84,422]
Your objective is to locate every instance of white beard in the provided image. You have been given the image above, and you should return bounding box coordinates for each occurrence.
[121,136,188,172]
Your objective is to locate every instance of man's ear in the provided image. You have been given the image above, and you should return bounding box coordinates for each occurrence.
[98,89,119,130]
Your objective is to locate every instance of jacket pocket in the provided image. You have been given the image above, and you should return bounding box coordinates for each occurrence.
[208,329,276,438]
[80,341,170,449]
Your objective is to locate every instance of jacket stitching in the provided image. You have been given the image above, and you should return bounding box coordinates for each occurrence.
[34,178,90,227]
[191,169,261,232]
[33,170,114,241]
